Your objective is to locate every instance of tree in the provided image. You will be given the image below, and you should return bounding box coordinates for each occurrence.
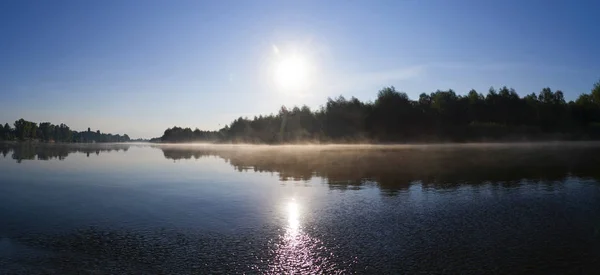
[39,122,55,142]
[3,123,12,140]
[14,119,35,141]
[592,79,600,104]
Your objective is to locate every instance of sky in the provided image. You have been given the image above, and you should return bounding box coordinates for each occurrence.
[1,0,599,138]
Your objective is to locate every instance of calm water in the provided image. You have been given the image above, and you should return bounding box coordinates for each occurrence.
[1,142,599,274]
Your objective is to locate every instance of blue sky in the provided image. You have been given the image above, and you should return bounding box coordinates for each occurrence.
[1,0,599,138]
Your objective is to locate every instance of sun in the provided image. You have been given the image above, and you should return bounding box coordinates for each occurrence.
[273,54,311,91]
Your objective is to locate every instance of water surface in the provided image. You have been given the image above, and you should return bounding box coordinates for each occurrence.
[1,142,599,274]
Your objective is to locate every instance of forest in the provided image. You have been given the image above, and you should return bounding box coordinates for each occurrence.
[0,119,131,143]
[158,80,600,143]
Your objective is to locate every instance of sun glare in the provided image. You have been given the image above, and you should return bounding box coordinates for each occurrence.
[274,55,311,91]
[269,44,315,93]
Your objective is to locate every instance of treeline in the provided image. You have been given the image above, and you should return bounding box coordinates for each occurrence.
[158,80,600,143]
[0,119,131,143]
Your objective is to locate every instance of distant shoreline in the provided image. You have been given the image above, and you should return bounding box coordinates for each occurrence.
[6,140,600,148]
[6,138,600,149]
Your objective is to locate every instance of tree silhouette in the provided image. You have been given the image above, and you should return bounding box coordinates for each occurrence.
[158,80,600,143]
[0,119,131,143]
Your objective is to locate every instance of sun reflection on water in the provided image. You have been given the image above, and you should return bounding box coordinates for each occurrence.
[286,199,300,237]
[266,198,346,274]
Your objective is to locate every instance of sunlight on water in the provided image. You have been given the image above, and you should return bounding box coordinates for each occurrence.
[267,198,345,274]
[286,199,300,237]
[271,198,313,273]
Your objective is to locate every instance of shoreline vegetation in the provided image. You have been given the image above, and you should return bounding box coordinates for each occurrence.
[3,81,600,145]
[0,119,131,143]
[155,81,600,144]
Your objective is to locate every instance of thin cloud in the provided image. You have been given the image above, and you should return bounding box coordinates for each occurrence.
[424,61,528,71]
[423,61,591,74]
[357,66,426,84]
[327,65,426,93]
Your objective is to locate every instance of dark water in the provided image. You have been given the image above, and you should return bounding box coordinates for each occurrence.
[1,142,600,274]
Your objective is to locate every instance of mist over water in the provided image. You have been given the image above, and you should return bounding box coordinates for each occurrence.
[1,142,600,273]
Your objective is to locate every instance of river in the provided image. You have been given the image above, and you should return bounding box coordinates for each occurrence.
[1,142,599,274]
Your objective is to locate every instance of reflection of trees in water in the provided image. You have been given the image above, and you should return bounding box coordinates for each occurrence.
[158,144,600,193]
[0,143,131,163]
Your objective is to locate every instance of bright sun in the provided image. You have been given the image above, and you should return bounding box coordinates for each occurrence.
[274,54,311,91]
